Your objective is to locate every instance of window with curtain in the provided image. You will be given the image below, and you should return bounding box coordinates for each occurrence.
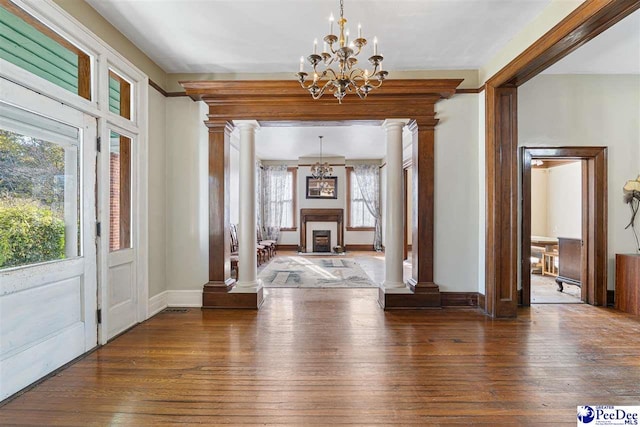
[263,166,296,235]
[349,168,376,228]
[277,169,294,228]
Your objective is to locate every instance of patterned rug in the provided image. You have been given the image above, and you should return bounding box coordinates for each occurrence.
[259,256,377,288]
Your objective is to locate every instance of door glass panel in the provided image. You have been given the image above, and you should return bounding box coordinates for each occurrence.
[0,101,80,269]
[109,131,132,251]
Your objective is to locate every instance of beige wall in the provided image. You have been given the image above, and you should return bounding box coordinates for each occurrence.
[479,0,584,83]
[51,0,167,87]
[433,93,480,292]
[165,98,209,291]
[519,74,640,289]
[546,162,582,239]
[531,163,582,239]
[531,169,549,236]
[147,86,167,297]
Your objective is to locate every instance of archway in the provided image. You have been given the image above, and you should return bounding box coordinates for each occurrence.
[181,79,462,309]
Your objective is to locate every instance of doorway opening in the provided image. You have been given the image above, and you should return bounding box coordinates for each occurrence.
[528,159,583,303]
[521,147,607,307]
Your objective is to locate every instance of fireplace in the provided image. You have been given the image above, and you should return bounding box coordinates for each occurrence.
[312,230,331,253]
[299,208,344,253]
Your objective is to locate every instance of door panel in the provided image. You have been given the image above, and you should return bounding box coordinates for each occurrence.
[102,130,137,340]
[0,81,97,400]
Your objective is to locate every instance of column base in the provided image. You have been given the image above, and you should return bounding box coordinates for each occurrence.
[233,279,262,293]
[382,281,410,292]
[378,281,441,309]
[203,281,264,309]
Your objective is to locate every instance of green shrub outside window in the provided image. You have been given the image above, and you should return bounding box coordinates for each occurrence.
[0,199,65,268]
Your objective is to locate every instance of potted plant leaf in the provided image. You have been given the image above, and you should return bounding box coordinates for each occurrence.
[623,175,640,252]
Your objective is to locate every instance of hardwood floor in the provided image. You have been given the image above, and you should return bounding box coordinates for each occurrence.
[2,288,639,425]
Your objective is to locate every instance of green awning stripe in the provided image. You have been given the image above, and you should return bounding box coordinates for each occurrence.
[0,6,76,65]
[0,45,76,92]
[109,75,120,114]
[0,5,79,94]
[0,33,78,88]
[0,22,77,77]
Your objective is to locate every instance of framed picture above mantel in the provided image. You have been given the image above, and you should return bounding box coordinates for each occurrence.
[306,176,337,199]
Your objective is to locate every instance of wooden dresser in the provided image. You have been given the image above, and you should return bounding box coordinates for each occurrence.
[555,237,582,292]
[615,254,640,315]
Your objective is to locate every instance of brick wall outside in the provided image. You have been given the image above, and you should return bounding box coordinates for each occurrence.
[109,152,120,251]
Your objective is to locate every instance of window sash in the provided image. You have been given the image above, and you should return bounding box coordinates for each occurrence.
[349,170,375,228]
[265,170,294,229]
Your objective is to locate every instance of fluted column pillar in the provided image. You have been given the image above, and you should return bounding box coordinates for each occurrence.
[382,119,410,292]
[234,120,260,292]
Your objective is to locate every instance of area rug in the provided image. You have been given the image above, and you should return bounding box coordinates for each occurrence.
[259,256,377,288]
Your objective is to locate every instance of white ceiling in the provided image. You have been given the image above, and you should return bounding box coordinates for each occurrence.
[86,0,638,160]
[235,125,388,160]
[86,0,552,73]
[543,9,640,74]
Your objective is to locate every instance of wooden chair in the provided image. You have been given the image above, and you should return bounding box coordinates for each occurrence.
[530,245,544,274]
[258,226,277,258]
[230,224,239,278]
[231,223,268,268]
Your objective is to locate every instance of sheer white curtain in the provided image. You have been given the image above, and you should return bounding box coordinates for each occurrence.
[353,164,383,251]
[256,160,263,232]
[262,165,290,241]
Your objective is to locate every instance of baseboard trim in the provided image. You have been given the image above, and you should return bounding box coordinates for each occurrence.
[148,291,168,316]
[277,244,299,251]
[166,290,203,308]
[478,293,486,310]
[202,285,264,309]
[440,292,479,307]
[345,244,375,251]
[378,283,441,309]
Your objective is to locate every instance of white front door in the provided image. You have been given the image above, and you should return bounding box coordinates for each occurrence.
[0,80,97,400]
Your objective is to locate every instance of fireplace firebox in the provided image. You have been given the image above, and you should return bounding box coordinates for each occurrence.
[312,230,331,253]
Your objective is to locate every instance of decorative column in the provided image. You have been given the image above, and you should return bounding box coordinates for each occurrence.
[234,120,261,292]
[382,119,409,292]
[202,120,262,309]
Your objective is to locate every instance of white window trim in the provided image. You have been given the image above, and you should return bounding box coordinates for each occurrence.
[1,0,150,343]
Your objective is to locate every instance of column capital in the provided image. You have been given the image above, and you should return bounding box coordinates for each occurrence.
[206,120,234,134]
[233,120,260,131]
[382,119,410,131]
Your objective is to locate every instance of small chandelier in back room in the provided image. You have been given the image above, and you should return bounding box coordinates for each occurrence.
[295,0,387,104]
[310,136,333,179]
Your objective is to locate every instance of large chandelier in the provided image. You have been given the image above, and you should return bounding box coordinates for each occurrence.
[310,136,333,179]
[295,0,387,103]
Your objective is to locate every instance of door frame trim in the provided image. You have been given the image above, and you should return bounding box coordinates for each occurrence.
[483,0,639,317]
[521,147,608,306]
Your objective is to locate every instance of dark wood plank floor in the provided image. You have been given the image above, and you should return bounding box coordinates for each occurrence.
[2,288,639,425]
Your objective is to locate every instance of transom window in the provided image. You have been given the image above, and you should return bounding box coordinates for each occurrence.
[0,1,91,100]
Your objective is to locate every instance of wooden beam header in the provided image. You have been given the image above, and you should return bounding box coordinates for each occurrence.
[180,79,462,126]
